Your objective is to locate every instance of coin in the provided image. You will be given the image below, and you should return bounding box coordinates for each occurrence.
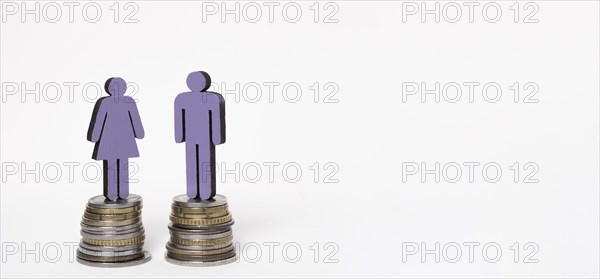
[78,241,144,253]
[170,210,228,219]
[172,194,227,208]
[87,194,142,209]
[167,241,232,251]
[170,235,232,246]
[81,229,144,241]
[167,223,229,234]
[83,235,145,246]
[83,211,141,221]
[80,222,142,233]
[77,250,144,263]
[82,216,141,227]
[86,204,143,215]
[169,214,232,226]
[170,220,235,230]
[170,229,232,240]
[165,194,236,266]
[78,246,143,257]
[164,252,236,267]
[78,251,151,267]
[82,225,143,236]
[171,204,228,214]
[166,250,236,262]
[166,243,234,256]
[78,194,150,266]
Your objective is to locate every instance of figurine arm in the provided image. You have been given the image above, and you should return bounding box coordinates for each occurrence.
[87,98,108,142]
[210,93,226,145]
[174,95,185,143]
[127,99,145,139]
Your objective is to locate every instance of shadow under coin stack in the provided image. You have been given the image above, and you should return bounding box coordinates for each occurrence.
[165,194,236,266]
[77,194,151,267]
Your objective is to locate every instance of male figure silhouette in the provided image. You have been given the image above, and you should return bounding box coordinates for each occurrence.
[87,77,145,201]
[174,71,225,200]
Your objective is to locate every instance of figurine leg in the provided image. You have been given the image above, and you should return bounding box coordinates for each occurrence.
[103,159,118,201]
[118,158,129,199]
[186,143,199,199]
[198,142,216,200]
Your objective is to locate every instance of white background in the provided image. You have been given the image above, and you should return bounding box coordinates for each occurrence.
[1,0,599,277]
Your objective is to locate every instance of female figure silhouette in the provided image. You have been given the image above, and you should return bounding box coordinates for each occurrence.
[87,77,145,201]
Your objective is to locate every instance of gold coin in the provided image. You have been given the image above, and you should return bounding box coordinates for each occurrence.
[84,211,141,221]
[165,243,234,256]
[86,205,142,215]
[82,235,145,246]
[171,204,228,214]
[82,216,141,227]
[170,210,228,219]
[170,235,232,246]
[169,214,232,226]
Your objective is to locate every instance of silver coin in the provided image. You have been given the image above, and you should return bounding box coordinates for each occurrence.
[166,241,232,251]
[166,250,236,263]
[167,223,230,235]
[78,246,143,257]
[80,222,142,233]
[77,251,151,267]
[82,227,143,237]
[171,220,235,230]
[87,194,142,209]
[81,228,144,240]
[166,242,234,256]
[77,249,145,262]
[78,241,144,253]
[170,229,232,240]
[172,194,227,208]
[165,241,235,255]
[165,252,236,267]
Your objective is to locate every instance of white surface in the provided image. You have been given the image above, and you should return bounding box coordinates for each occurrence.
[1,1,599,277]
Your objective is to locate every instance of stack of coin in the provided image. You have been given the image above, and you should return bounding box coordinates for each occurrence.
[165,194,236,266]
[77,194,151,267]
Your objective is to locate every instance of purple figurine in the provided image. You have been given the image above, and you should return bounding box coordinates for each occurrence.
[174,71,225,200]
[87,77,145,201]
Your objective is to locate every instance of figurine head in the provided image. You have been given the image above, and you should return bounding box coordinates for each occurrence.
[104,77,127,96]
[186,71,211,92]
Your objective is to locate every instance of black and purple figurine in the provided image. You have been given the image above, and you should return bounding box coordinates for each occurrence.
[174,71,226,200]
[87,77,145,201]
